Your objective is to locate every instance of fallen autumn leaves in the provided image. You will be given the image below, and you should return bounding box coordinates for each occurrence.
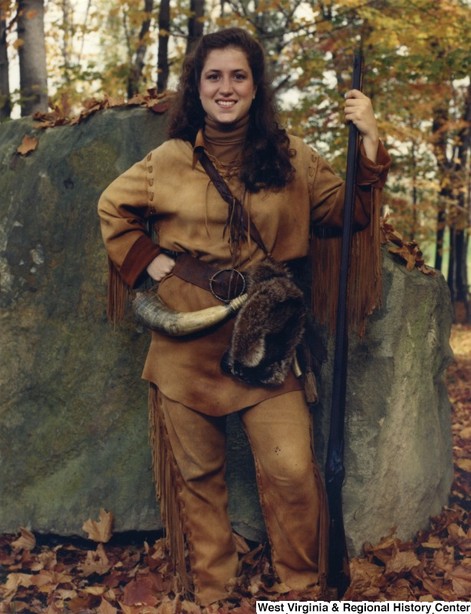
[1,326,470,612]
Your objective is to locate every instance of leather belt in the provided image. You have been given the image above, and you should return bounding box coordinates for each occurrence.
[162,250,247,303]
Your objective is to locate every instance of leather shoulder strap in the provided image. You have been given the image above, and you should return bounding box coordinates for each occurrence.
[199,152,269,256]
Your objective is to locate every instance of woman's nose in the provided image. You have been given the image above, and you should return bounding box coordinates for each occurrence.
[219,76,233,93]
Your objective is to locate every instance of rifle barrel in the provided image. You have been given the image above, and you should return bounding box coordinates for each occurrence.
[325,50,363,596]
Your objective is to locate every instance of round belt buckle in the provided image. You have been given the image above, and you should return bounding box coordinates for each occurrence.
[209,268,246,303]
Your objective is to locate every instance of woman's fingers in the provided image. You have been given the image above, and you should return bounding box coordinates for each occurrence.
[146,253,176,282]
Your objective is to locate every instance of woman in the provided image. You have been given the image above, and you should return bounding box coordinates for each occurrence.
[98,27,390,606]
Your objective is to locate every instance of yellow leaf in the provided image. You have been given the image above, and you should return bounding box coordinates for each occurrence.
[82,509,114,543]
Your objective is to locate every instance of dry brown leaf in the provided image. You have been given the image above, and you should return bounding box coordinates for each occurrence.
[119,601,138,614]
[433,547,456,575]
[79,543,112,576]
[150,598,176,613]
[98,598,119,614]
[388,244,418,271]
[83,585,108,596]
[32,549,58,572]
[421,535,442,549]
[347,558,384,595]
[31,568,73,591]
[450,575,471,598]
[17,134,38,156]
[11,527,36,552]
[456,458,471,472]
[459,426,471,439]
[385,549,421,574]
[122,574,161,607]
[180,599,202,613]
[385,577,415,599]
[65,593,99,611]
[448,522,466,538]
[82,508,114,543]
[118,601,155,614]
[53,587,78,600]
[458,539,471,555]
[107,96,126,108]
[381,216,435,275]
[2,572,34,599]
[446,563,471,597]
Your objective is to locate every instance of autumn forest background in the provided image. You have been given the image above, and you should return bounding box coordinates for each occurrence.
[0,0,470,320]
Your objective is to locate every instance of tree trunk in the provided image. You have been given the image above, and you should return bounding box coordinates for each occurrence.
[127,0,154,99]
[447,82,471,322]
[156,0,170,93]
[435,207,447,273]
[431,100,451,273]
[0,11,11,119]
[17,0,48,116]
[60,0,72,85]
[186,0,204,55]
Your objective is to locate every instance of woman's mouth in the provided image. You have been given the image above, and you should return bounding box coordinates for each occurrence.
[216,100,237,108]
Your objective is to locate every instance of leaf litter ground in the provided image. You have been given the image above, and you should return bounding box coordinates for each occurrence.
[1,325,470,612]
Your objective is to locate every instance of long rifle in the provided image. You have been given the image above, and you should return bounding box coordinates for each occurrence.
[325,50,363,597]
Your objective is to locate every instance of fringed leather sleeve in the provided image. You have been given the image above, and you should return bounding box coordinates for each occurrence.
[107,238,160,324]
[310,141,391,335]
[98,153,160,324]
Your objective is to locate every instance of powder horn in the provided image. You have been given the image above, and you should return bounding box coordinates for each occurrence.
[133,290,248,336]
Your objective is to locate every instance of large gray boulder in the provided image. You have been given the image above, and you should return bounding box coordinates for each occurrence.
[312,254,454,553]
[0,108,454,555]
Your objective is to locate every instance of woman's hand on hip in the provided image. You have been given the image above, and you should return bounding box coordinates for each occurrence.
[344,89,379,162]
[146,253,176,282]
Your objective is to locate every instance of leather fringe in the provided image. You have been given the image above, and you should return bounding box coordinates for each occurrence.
[311,189,383,337]
[107,258,130,325]
[148,384,193,595]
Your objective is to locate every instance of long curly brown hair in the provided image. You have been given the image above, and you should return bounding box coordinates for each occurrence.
[167,28,295,193]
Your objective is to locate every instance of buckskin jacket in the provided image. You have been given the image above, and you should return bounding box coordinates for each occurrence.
[98,134,391,416]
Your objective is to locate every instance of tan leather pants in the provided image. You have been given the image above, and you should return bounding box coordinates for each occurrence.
[150,385,328,606]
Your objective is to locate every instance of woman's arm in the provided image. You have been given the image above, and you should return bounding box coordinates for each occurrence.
[98,156,161,287]
[309,91,391,229]
[344,89,379,163]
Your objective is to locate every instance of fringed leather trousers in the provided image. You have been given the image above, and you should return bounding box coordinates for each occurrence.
[149,384,328,606]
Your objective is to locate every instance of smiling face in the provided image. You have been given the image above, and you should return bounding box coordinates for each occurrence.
[198,46,257,125]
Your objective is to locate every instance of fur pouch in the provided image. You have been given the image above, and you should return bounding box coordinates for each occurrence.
[221,259,306,386]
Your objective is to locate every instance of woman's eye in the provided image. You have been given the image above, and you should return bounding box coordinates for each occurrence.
[207,73,220,81]
[234,73,246,81]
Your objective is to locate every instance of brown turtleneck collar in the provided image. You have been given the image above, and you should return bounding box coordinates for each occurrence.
[200,114,249,165]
